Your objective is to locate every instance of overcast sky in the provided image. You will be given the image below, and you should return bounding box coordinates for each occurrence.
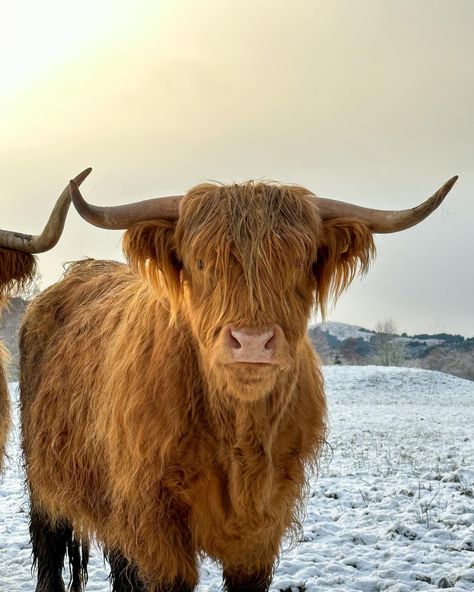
[0,0,472,336]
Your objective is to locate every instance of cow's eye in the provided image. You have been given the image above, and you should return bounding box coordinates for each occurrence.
[196,259,204,270]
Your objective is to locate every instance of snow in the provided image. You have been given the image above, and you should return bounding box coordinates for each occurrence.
[1,366,474,591]
[396,337,445,348]
[317,321,375,343]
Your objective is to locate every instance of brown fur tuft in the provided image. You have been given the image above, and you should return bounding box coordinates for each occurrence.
[0,248,36,301]
[123,220,181,320]
[313,218,376,317]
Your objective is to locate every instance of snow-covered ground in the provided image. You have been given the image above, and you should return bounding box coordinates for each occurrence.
[1,366,474,591]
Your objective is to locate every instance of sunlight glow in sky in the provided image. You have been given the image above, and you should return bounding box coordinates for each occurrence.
[0,2,111,94]
[0,0,472,336]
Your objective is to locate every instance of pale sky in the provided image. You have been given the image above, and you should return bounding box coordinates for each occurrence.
[0,0,472,336]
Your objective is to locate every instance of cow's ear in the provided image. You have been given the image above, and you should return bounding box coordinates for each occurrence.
[0,249,37,302]
[313,219,375,317]
[123,220,182,310]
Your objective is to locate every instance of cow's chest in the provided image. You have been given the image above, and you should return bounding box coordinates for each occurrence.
[178,436,303,559]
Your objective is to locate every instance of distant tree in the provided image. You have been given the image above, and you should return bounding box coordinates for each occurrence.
[340,337,364,365]
[310,328,334,364]
[371,319,406,366]
[410,347,474,382]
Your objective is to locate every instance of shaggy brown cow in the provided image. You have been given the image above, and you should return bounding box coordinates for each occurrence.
[0,250,36,472]
[20,172,457,592]
[0,169,91,473]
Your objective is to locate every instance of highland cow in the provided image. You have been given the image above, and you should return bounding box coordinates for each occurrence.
[20,172,457,592]
[0,168,90,473]
[0,250,36,472]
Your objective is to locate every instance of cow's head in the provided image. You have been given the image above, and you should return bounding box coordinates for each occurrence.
[70,173,457,401]
[0,169,91,300]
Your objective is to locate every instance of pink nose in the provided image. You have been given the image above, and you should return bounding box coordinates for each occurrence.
[224,326,277,363]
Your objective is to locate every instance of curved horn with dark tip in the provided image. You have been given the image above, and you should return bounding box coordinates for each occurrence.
[0,168,92,253]
[313,176,458,234]
[70,173,458,233]
[69,180,182,229]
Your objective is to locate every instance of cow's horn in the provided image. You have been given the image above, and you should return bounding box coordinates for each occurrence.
[69,179,182,229]
[70,174,458,233]
[313,176,458,233]
[0,168,92,253]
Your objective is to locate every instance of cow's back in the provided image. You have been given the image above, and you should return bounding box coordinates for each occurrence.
[20,259,131,403]
[19,257,191,536]
[19,259,145,527]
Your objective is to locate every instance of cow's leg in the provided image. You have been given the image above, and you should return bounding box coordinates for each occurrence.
[223,568,273,592]
[155,582,196,592]
[154,581,195,592]
[106,548,147,591]
[30,504,88,592]
[107,547,197,592]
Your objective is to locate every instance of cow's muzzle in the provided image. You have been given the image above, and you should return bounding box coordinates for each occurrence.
[222,325,283,364]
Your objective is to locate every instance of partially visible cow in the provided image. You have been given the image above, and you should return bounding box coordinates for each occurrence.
[0,169,91,473]
[0,250,36,472]
[20,172,457,592]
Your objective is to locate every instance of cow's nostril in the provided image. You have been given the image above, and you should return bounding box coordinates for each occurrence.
[264,333,276,350]
[228,330,242,349]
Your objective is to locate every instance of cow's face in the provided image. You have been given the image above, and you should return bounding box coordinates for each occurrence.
[124,182,374,402]
[176,183,322,401]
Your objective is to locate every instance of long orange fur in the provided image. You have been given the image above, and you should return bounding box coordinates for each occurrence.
[20,182,375,589]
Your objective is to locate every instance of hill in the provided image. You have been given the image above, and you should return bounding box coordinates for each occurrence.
[310,321,474,382]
